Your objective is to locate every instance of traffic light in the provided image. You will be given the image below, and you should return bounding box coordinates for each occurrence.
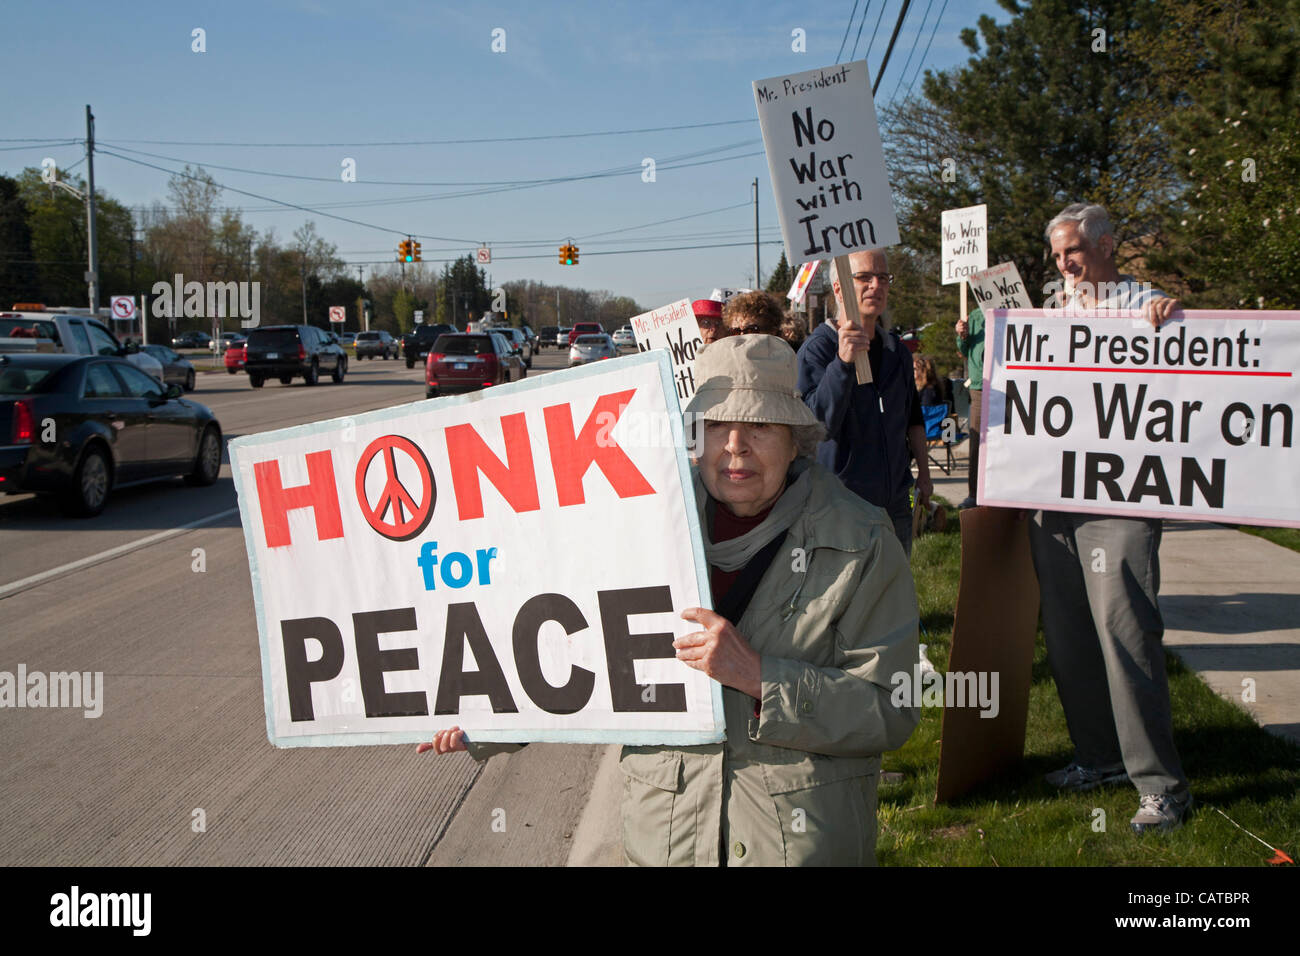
[559,243,579,265]
[570,244,579,265]
[399,239,413,262]
[412,241,422,262]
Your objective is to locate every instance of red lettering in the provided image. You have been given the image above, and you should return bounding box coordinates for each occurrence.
[543,390,656,507]
[254,450,344,548]
[445,413,541,521]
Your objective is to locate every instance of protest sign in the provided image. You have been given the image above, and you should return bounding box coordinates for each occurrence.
[980,309,1300,527]
[787,260,819,304]
[630,298,704,403]
[940,205,988,285]
[229,350,724,748]
[753,60,899,268]
[967,261,1031,313]
[709,287,751,304]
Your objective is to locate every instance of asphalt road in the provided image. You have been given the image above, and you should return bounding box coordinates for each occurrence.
[0,346,612,865]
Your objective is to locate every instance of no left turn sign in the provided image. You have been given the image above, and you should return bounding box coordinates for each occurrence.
[110,295,136,320]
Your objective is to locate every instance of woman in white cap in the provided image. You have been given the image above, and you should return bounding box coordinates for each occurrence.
[422,335,919,866]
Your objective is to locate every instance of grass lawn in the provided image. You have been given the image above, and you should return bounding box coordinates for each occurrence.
[1237,524,1300,555]
[878,497,1300,866]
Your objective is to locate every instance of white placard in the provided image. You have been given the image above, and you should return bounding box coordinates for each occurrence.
[941,204,987,284]
[328,306,345,324]
[980,309,1300,527]
[229,351,723,747]
[413,310,424,324]
[754,60,899,267]
[630,299,704,404]
[476,247,491,264]
[968,261,1031,312]
[709,287,751,304]
[787,261,820,304]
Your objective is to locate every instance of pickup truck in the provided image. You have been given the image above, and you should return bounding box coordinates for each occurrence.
[0,310,165,381]
[402,323,455,368]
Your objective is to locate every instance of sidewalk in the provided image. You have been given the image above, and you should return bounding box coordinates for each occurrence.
[564,438,1300,866]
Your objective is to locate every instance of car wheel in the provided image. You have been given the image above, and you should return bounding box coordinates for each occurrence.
[332,358,346,383]
[304,361,318,386]
[249,373,264,388]
[406,358,415,369]
[61,445,111,518]
[184,369,196,391]
[280,375,293,385]
[228,368,237,375]
[185,426,222,487]
[426,387,438,399]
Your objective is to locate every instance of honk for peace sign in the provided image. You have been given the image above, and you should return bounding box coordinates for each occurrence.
[230,351,724,748]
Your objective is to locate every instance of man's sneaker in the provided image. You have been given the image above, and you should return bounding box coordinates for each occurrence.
[1130,792,1193,835]
[957,496,976,510]
[1044,762,1130,792]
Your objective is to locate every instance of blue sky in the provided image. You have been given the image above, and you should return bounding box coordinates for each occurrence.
[2,0,1008,308]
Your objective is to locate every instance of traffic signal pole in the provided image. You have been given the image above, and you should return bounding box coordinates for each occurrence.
[85,105,100,313]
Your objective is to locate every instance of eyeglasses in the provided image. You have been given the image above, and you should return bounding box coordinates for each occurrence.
[697,317,722,327]
[852,272,894,286]
[733,324,763,334]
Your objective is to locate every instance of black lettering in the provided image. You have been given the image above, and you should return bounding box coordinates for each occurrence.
[1005,379,1037,435]
[1220,403,1254,446]
[1180,457,1225,508]
[434,602,519,715]
[1127,456,1175,505]
[598,586,686,712]
[1094,383,1148,440]
[1044,396,1073,437]
[1006,323,1034,361]
[1261,403,1293,447]
[1068,325,1091,362]
[1083,452,1126,501]
[281,617,346,722]
[1061,450,1076,498]
[512,594,596,715]
[353,607,427,718]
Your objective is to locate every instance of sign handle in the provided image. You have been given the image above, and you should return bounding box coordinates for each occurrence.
[833,255,872,385]
[960,279,967,328]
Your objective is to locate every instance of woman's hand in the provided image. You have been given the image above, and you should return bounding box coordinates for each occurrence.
[675,608,762,700]
[416,726,466,755]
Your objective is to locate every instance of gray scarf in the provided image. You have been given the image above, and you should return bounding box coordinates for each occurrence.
[696,458,812,572]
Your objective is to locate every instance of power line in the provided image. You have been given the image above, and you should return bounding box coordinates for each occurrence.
[836,0,861,62]
[904,0,950,100]
[862,0,890,65]
[56,119,759,149]
[873,0,914,95]
[97,139,760,188]
[889,0,935,104]
[851,1,874,60]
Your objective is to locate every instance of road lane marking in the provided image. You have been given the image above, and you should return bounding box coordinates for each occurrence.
[0,508,240,600]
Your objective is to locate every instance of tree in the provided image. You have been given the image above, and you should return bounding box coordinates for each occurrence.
[0,175,38,306]
[883,0,1182,303]
[764,252,792,295]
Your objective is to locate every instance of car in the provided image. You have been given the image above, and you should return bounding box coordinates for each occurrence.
[355,330,400,360]
[208,331,247,351]
[402,323,456,368]
[0,353,223,517]
[538,326,561,349]
[568,322,604,346]
[243,324,347,387]
[337,332,357,348]
[498,327,534,368]
[1,310,166,382]
[569,333,618,366]
[224,343,246,374]
[141,344,197,392]
[557,326,572,347]
[171,331,213,350]
[424,332,525,398]
[613,327,636,348]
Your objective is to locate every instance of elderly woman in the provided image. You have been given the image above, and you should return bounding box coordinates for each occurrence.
[421,335,919,866]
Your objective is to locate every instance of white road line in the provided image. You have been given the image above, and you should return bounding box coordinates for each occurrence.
[0,507,240,600]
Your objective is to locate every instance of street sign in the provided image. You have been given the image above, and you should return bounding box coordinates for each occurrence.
[328,306,345,324]
[413,310,424,324]
[110,295,136,321]
[476,247,491,264]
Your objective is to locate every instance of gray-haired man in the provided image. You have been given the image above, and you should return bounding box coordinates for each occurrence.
[1034,202,1191,834]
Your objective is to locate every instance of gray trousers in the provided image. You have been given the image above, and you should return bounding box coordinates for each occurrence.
[1028,511,1188,796]
[889,496,913,560]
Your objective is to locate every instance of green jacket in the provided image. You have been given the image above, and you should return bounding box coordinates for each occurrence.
[956,307,985,391]
[621,463,919,866]
[464,463,920,866]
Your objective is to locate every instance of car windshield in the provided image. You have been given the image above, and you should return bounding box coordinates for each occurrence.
[248,328,300,347]
[0,363,57,393]
[434,335,494,355]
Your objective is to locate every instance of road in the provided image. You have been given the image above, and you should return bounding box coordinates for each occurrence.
[0,346,613,865]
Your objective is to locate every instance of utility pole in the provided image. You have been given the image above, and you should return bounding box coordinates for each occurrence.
[85,105,100,313]
[556,288,561,326]
[752,177,760,291]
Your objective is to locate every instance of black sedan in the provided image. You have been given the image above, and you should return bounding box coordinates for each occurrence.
[171,330,212,350]
[141,344,197,391]
[0,354,223,517]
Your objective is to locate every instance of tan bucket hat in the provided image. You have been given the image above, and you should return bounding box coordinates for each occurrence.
[683,334,821,428]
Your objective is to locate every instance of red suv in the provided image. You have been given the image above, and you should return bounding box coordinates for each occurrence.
[568,322,603,346]
[425,332,524,398]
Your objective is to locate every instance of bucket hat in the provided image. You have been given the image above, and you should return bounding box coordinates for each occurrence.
[683,334,821,428]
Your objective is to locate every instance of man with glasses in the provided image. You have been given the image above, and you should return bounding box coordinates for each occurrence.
[796,248,932,557]
[693,299,728,345]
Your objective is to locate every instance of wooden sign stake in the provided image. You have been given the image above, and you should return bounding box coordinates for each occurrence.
[833,255,872,385]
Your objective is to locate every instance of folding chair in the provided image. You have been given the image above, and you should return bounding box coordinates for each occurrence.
[922,402,962,476]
